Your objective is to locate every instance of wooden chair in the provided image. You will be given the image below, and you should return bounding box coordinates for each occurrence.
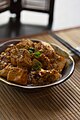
[0,0,10,13]
[0,0,55,39]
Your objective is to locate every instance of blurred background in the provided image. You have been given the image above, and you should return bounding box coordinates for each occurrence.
[0,0,80,38]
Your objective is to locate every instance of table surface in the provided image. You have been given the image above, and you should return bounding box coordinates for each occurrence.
[0,28,80,120]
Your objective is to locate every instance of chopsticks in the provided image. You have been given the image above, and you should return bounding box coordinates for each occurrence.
[49,32,80,57]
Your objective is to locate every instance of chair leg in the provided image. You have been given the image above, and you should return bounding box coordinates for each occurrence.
[48,0,55,29]
[16,12,21,21]
[10,0,21,21]
[48,15,53,29]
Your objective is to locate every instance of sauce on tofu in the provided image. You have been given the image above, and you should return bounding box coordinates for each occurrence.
[0,39,66,86]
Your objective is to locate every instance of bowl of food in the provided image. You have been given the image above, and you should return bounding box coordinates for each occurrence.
[0,39,74,89]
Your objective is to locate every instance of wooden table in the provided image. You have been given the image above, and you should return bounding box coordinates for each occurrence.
[0,28,80,120]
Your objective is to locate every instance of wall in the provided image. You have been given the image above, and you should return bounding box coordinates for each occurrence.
[53,0,80,30]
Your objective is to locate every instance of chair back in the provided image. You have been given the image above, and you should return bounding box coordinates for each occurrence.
[0,0,10,13]
[10,0,55,29]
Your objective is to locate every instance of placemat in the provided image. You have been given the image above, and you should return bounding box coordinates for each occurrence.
[0,34,80,120]
[55,28,80,51]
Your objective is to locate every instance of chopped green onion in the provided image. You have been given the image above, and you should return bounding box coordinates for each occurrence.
[32,59,42,71]
[28,47,35,53]
[34,51,41,58]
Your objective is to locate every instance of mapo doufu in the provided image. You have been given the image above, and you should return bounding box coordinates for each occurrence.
[0,39,67,86]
